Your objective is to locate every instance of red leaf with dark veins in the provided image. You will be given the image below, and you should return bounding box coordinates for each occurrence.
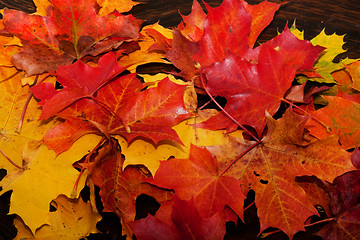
[317,171,360,240]
[198,28,325,135]
[41,74,191,153]
[32,52,125,120]
[110,77,192,143]
[3,0,142,75]
[149,145,245,219]
[194,0,252,67]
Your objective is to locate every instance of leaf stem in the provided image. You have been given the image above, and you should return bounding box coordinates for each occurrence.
[199,70,259,141]
[244,200,255,211]
[16,91,33,134]
[0,69,20,83]
[198,99,212,110]
[0,148,22,169]
[71,136,107,197]
[259,217,335,238]
[17,74,50,134]
[219,140,261,176]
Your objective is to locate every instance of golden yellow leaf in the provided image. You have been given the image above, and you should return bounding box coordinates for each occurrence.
[141,73,188,86]
[13,195,101,240]
[117,136,187,175]
[97,0,139,16]
[0,67,56,173]
[290,26,358,83]
[119,22,172,72]
[0,32,21,67]
[0,134,102,234]
[32,0,52,16]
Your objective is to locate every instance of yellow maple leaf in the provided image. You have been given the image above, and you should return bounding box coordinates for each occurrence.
[0,134,102,234]
[290,25,358,83]
[0,67,56,173]
[97,0,139,16]
[13,195,101,240]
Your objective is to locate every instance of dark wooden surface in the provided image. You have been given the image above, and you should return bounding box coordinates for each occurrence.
[0,0,359,59]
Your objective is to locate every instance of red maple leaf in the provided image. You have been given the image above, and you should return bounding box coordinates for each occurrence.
[166,0,282,82]
[2,0,142,75]
[31,52,125,120]
[33,56,192,153]
[316,171,360,240]
[149,145,246,219]
[131,197,238,240]
[198,27,324,135]
[177,0,206,42]
[89,138,172,237]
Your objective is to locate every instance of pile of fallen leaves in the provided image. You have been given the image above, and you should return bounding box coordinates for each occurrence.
[0,0,360,239]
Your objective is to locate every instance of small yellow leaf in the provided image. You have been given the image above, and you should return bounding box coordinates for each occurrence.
[0,134,102,234]
[311,29,357,83]
[141,73,188,87]
[97,0,139,16]
[13,195,101,240]
[117,136,186,175]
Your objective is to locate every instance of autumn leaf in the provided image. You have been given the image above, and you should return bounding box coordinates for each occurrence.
[13,195,101,240]
[166,0,281,82]
[198,27,324,135]
[165,29,199,81]
[306,96,360,150]
[32,0,52,16]
[309,30,356,83]
[89,138,172,238]
[291,27,358,83]
[243,0,282,47]
[0,134,102,233]
[0,68,57,173]
[194,0,252,67]
[40,73,192,153]
[177,0,206,42]
[117,109,241,175]
[150,145,246,219]
[206,109,355,238]
[31,52,125,120]
[0,33,21,67]
[119,23,172,73]
[345,61,360,91]
[317,171,360,240]
[131,197,238,240]
[297,177,332,219]
[97,0,139,16]
[2,0,142,75]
